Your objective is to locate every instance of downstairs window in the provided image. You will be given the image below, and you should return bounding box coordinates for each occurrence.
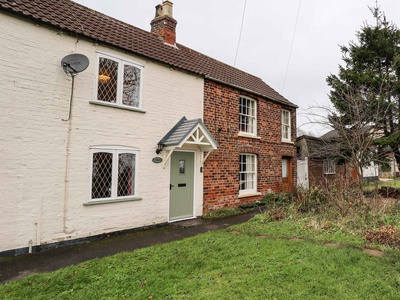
[323,159,336,175]
[90,147,139,202]
[239,153,257,194]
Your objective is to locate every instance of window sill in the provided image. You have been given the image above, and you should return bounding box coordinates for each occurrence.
[90,101,146,113]
[84,197,142,206]
[281,140,294,144]
[238,132,261,139]
[238,192,262,199]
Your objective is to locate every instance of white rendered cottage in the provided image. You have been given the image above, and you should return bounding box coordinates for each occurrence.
[0,0,217,256]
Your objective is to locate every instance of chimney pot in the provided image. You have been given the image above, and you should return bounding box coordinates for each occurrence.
[162,0,173,18]
[155,4,162,18]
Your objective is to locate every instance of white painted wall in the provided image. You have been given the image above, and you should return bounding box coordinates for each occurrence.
[362,162,378,178]
[297,158,309,189]
[0,13,204,253]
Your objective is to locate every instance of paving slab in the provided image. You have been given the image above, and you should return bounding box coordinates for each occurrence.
[170,218,210,228]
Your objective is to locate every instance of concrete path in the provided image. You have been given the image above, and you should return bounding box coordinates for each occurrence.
[0,211,259,284]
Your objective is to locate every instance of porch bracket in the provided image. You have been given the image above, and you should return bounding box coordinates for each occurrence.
[202,150,213,165]
[162,148,175,169]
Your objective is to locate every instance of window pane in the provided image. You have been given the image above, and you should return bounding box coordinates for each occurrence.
[282,111,288,124]
[283,125,289,140]
[248,117,254,133]
[92,152,113,199]
[247,173,254,189]
[239,115,249,132]
[239,154,256,191]
[248,155,255,172]
[250,100,255,118]
[97,58,118,103]
[122,65,141,107]
[239,97,256,134]
[282,110,290,140]
[323,159,336,174]
[240,172,247,190]
[282,159,288,178]
[118,153,135,197]
[240,154,246,171]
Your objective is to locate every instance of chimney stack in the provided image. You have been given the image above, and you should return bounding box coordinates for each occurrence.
[151,1,177,46]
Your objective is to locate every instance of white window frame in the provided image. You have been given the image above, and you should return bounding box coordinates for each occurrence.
[94,52,144,110]
[239,96,257,136]
[89,146,140,203]
[239,153,257,195]
[323,159,336,175]
[282,109,291,142]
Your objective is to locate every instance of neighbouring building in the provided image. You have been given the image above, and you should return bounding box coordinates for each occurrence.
[296,134,340,188]
[0,0,297,256]
[296,132,384,189]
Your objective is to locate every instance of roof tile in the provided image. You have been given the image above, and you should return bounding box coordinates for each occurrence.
[0,0,297,107]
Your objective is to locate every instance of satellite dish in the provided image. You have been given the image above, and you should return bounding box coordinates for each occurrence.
[61,54,89,75]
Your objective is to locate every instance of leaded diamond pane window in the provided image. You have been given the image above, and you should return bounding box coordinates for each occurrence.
[239,96,256,135]
[117,153,135,197]
[96,54,143,109]
[123,65,141,107]
[90,148,139,201]
[97,58,118,103]
[239,154,257,193]
[91,152,113,199]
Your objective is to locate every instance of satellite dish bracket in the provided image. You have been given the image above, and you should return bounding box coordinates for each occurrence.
[61,54,90,121]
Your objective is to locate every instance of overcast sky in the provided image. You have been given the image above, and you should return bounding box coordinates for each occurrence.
[73,0,400,135]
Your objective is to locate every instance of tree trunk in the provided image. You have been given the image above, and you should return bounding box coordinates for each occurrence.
[393,147,400,177]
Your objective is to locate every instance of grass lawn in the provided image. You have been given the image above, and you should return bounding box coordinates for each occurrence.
[364,178,400,191]
[381,179,400,188]
[1,214,400,299]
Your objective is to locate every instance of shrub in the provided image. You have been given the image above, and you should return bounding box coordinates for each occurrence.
[324,175,362,217]
[264,207,287,222]
[295,186,326,213]
[262,192,292,206]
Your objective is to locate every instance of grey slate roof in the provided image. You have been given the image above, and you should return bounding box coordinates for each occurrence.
[159,117,218,149]
[0,0,297,108]
[320,130,339,140]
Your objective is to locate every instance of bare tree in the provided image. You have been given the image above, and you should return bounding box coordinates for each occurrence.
[303,86,390,194]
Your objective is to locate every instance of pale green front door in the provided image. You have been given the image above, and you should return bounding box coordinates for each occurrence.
[169,151,195,221]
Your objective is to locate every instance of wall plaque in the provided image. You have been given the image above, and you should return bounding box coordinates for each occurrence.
[152,157,163,164]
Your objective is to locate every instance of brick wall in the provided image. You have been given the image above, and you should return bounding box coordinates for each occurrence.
[308,159,357,188]
[203,80,297,212]
[150,15,177,45]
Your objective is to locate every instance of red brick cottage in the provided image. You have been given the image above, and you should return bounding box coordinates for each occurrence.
[203,81,297,212]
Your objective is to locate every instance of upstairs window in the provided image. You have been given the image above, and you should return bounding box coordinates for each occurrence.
[239,154,257,194]
[96,54,143,109]
[90,147,139,202]
[282,109,291,141]
[239,96,257,136]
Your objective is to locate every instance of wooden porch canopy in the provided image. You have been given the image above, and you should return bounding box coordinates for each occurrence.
[157,116,219,168]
